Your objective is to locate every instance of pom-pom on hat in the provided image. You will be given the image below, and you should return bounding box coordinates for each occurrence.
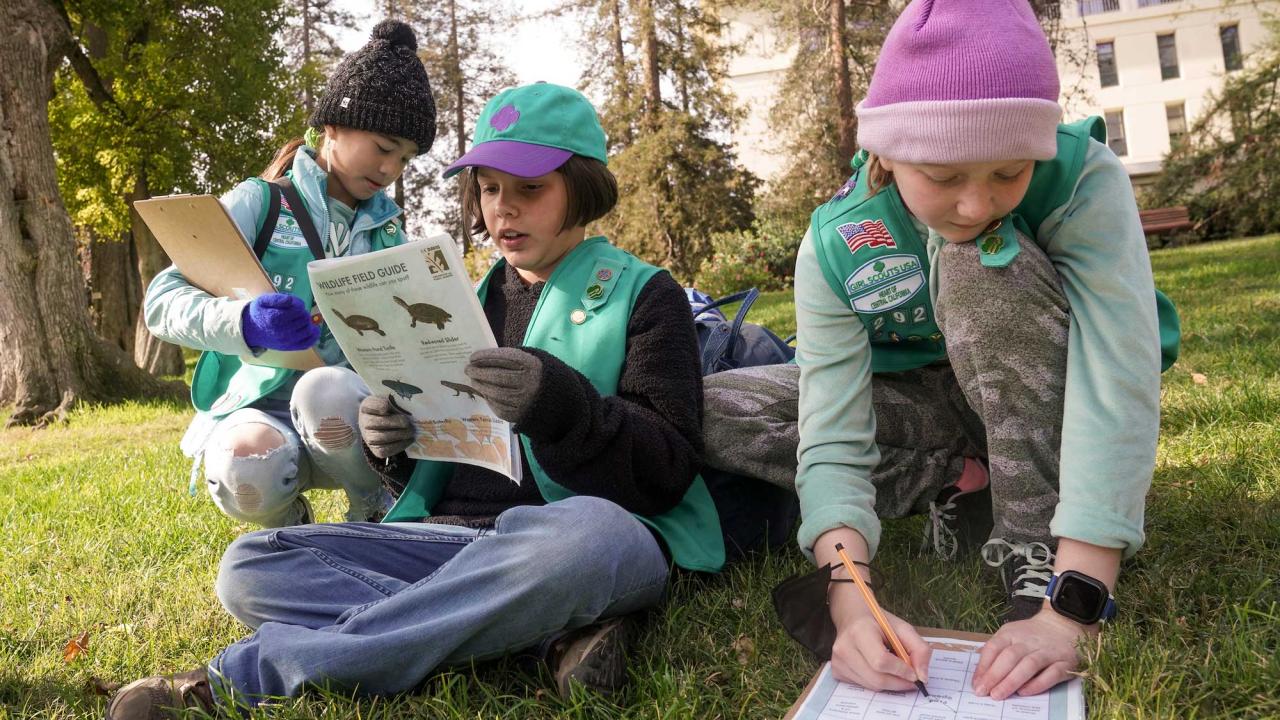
[856,0,1062,164]
[443,82,607,179]
[309,20,437,152]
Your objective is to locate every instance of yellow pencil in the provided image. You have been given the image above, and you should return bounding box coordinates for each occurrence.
[834,542,929,697]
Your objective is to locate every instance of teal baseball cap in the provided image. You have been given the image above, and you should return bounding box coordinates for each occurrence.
[443,82,608,179]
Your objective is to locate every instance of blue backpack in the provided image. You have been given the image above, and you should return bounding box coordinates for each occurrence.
[686,288,795,376]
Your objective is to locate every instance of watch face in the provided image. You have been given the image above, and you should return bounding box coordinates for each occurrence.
[1053,572,1109,623]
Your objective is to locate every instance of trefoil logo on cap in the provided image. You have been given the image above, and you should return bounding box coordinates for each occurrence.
[490,104,520,132]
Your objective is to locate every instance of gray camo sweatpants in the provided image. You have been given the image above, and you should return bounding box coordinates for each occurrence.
[703,239,1070,547]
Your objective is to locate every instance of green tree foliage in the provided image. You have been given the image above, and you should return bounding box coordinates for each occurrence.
[744,0,894,244]
[570,0,759,282]
[394,0,516,252]
[1146,19,1280,240]
[49,0,303,239]
[282,0,362,116]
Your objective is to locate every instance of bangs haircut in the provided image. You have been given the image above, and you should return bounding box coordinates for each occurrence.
[461,155,618,240]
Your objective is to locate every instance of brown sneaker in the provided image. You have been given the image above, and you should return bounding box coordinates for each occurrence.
[105,667,215,719]
[548,616,636,698]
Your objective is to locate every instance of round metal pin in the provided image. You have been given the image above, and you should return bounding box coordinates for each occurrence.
[570,309,587,325]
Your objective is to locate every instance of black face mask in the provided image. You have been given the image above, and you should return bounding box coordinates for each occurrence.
[769,564,837,660]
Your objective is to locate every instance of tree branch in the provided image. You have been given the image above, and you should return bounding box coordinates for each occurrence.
[45,0,123,115]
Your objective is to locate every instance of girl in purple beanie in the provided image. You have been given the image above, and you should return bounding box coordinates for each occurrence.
[703,0,1179,701]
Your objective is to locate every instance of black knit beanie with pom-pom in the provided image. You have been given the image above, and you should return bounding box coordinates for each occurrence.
[309,20,437,152]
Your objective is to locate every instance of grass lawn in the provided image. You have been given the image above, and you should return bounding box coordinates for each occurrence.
[2,235,1278,719]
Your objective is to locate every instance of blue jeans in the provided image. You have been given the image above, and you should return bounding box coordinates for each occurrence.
[209,496,670,706]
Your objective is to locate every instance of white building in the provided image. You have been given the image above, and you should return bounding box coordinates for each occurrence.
[723,1,1277,186]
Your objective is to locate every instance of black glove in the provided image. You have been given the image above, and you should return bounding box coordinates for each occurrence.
[463,347,544,424]
[358,395,415,459]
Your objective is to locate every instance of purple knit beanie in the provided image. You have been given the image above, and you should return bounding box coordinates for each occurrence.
[856,0,1062,164]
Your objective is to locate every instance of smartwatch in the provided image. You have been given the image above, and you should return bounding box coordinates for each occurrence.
[1045,570,1117,625]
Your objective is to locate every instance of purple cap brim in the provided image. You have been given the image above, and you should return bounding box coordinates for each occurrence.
[442,140,573,179]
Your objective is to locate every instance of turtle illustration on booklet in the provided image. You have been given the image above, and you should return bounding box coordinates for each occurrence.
[308,236,521,484]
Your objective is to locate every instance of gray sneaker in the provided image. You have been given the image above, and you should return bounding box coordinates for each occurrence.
[105,667,214,719]
[548,615,636,698]
[982,539,1055,621]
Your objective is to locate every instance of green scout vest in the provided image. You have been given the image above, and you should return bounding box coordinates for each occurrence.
[810,116,1181,374]
[190,176,402,418]
[382,237,726,573]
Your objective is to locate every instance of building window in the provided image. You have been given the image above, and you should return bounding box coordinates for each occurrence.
[1221,24,1243,71]
[1077,0,1119,16]
[1096,42,1118,87]
[1157,33,1180,80]
[1166,103,1187,147]
[1105,110,1128,156]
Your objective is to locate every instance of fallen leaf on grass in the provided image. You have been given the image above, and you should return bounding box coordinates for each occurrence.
[63,630,89,663]
[1191,373,1207,385]
[732,635,756,665]
[87,677,121,696]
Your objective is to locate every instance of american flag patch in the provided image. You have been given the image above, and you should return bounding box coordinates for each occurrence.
[837,220,896,254]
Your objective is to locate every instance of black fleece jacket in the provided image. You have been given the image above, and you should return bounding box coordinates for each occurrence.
[368,262,704,526]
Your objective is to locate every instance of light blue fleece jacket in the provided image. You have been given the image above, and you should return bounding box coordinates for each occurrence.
[143,147,402,414]
[794,139,1161,561]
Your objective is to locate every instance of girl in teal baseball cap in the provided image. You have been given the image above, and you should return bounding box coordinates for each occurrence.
[108,82,720,716]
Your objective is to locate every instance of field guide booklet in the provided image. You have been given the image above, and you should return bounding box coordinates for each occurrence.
[307,236,521,483]
[786,628,1085,720]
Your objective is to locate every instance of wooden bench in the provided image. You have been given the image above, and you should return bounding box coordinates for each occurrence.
[1140,206,1193,235]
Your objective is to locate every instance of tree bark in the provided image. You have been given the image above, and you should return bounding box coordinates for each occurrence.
[84,227,140,354]
[609,0,633,145]
[638,0,662,129]
[302,0,313,114]
[831,0,856,163]
[448,0,469,253]
[0,0,184,427]
[129,174,183,376]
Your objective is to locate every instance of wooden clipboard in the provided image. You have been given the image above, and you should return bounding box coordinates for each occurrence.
[133,194,324,371]
[783,626,993,719]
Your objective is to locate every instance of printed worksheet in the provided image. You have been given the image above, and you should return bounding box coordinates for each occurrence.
[789,637,1084,720]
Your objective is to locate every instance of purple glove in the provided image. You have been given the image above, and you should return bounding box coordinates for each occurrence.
[241,293,320,351]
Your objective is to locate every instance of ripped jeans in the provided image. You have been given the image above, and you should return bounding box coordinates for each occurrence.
[190,367,390,527]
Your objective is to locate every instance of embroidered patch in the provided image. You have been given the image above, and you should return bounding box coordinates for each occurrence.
[268,216,307,249]
[385,223,397,236]
[837,219,896,254]
[586,284,604,300]
[843,254,926,314]
[832,171,859,201]
[490,104,520,131]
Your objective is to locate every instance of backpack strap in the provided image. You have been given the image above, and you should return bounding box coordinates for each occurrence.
[272,176,327,261]
[252,181,283,260]
[698,288,760,375]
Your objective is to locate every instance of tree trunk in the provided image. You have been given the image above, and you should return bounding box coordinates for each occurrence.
[831,0,856,163]
[448,0,469,253]
[0,0,184,427]
[302,0,313,115]
[609,0,633,145]
[129,175,184,376]
[84,227,140,354]
[638,0,662,128]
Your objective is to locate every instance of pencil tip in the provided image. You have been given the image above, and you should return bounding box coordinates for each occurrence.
[915,680,930,697]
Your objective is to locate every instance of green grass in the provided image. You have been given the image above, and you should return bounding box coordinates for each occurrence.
[3,236,1279,718]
